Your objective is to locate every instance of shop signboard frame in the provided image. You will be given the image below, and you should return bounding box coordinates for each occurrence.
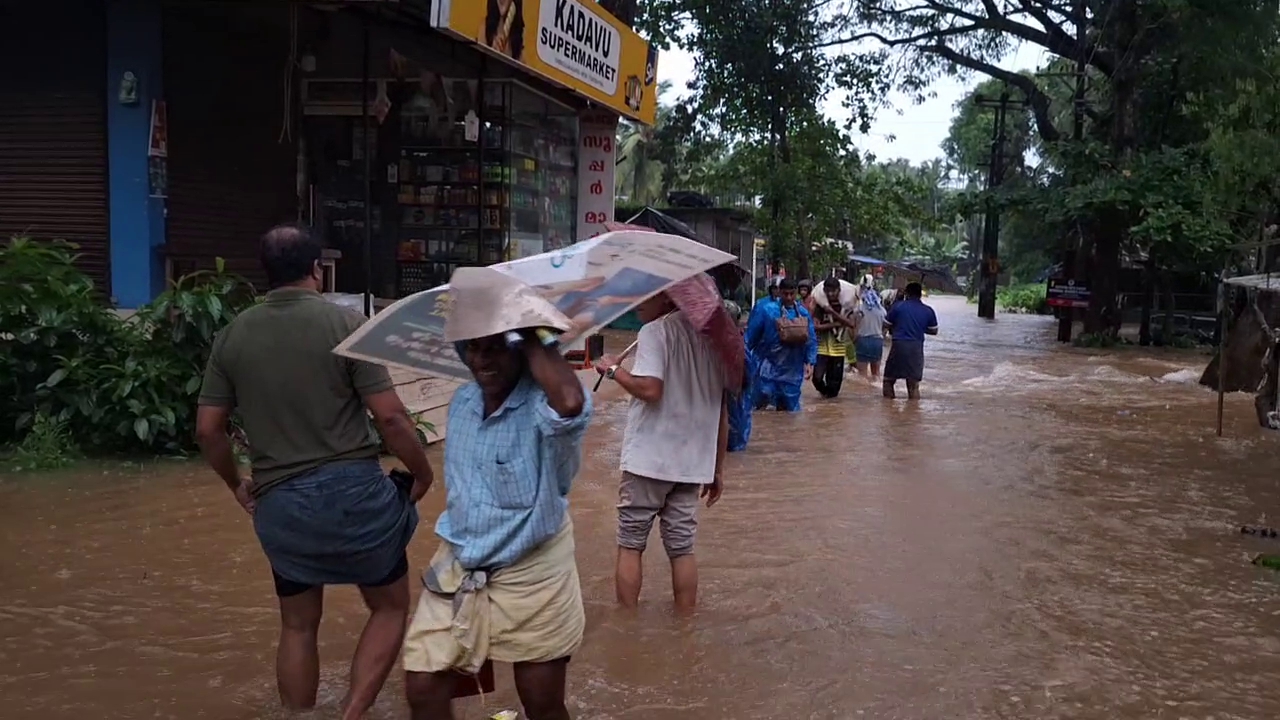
[430,0,659,125]
[1046,278,1090,308]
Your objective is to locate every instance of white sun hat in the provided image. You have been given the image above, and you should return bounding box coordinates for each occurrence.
[443,265,574,343]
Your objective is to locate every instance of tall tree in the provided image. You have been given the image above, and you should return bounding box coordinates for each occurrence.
[615,82,674,206]
[840,0,1280,334]
[638,0,889,277]
[943,78,1034,184]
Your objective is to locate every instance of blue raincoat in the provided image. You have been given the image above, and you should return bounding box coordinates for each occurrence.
[745,301,817,412]
[728,346,758,451]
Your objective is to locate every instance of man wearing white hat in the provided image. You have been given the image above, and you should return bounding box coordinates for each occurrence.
[402,267,592,720]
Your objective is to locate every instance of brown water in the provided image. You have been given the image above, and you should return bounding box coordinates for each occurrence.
[4,295,1280,719]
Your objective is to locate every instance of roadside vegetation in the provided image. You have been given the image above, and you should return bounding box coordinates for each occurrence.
[1,238,436,473]
[1,238,254,471]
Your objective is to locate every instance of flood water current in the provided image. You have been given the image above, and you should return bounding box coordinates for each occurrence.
[3,296,1280,719]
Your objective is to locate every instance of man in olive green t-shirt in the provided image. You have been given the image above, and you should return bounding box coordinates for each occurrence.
[195,224,434,720]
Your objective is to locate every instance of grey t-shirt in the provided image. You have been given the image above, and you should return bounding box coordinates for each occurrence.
[857,304,887,337]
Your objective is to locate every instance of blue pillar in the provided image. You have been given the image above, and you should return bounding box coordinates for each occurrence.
[106,0,165,308]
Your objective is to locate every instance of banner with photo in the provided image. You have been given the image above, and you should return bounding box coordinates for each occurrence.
[335,230,735,380]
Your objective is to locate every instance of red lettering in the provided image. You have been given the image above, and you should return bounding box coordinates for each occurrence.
[589,180,603,195]
[589,160,605,172]
[581,134,614,153]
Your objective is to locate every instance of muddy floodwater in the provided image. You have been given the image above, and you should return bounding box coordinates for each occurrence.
[4,295,1280,719]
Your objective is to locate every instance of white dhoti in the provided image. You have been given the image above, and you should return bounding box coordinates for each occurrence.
[402,521,584,675]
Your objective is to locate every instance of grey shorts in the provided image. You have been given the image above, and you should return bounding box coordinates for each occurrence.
[617,471,701,558]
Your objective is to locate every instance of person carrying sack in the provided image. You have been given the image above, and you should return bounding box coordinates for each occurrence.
[745,278,817,412]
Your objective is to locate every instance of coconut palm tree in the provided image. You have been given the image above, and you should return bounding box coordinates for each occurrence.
[614,81,672,206]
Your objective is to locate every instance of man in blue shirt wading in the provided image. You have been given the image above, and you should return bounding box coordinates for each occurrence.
[402,269,592,720]
[882,282,939,400]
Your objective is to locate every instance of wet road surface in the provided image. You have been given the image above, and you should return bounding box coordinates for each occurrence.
[3,296,1280,719]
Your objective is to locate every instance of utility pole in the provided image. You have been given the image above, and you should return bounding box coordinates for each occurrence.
[975,90,1019,319]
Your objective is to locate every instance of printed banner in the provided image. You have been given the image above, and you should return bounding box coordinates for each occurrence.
[430,0,659,124]
[335,230,735,380]
[577,111,617,239]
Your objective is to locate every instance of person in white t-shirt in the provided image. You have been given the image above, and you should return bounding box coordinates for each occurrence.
[594,292,727,613]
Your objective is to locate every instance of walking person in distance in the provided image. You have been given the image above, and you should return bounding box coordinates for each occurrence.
[881,282,938,400]
[810,277,857,398]
[745,277,816,412]
[853,283,888,383]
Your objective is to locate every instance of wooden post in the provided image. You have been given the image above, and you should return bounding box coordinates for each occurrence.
[1217,276,1227,437]
[360,19,373,318]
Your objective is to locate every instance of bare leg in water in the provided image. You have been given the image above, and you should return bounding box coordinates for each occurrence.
[406,659,573,720]
[615,546,644,609]
[670,555,698,614]
[406,670,456,720]
[342,575,411,719]
[276,587,324,711]
[514,657,572,720]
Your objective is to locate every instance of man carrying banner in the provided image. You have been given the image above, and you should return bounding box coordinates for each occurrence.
[402,268,591,720]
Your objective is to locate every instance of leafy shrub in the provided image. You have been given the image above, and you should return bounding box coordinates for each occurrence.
[997,283,1049,314]
[3,238,436,463]
[0,238,254,455]
[1073,332,1131,348]
[8,412,79,472]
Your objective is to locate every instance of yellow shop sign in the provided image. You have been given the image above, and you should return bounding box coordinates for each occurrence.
[430,0,659,125]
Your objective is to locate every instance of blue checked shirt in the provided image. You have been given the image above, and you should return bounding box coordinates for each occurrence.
[436,376,593,570]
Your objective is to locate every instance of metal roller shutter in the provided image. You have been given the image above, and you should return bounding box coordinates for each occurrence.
[0,1,109,293]
[162,1,297,291]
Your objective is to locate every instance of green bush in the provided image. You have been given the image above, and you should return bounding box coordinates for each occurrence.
[996,283,1049,314]
[0,238,254,456]
[8,412,79,472]
[1073,332,1131,348]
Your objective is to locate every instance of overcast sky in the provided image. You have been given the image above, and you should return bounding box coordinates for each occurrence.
[655,42,1051,165]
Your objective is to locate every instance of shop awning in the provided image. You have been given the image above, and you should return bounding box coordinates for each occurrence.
[621,207,701,241]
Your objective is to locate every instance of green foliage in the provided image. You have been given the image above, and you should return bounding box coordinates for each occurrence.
[635,0,896,277]
[996,284,1048,315]
[133,257,256,380]
[943,78,1037,185]
[1073,332,1131,349]
[845,0,1280,334]
[411,414,438,445]
[7,412,78,472]
[0,239,254,456]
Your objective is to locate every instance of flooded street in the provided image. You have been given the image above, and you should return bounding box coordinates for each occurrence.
[4,295,1280,719]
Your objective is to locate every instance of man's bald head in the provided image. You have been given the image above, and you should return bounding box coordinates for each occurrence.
[260,223,322,290]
